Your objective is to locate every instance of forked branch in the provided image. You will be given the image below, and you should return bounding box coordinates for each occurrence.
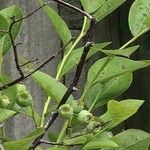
[29,20,95,150]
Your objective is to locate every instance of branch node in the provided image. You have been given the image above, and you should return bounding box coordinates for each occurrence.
[73,87,78,91]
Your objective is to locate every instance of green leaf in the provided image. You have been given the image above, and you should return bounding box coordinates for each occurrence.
[83,138,118,150]
[85,73,133,109]
[93,0,127,21]
[129,0,150,36]
[87,56,150,85]
[0,108,16,122]
[0,13,8,31]
[37,0,72,52]
[0,36,6,58]
[64,134,93,145]
[99,99,144,129]
[0,5,23,55]
[3,128,44,150]
[106,129,150,150]
[84,56,150,108]
[32,71,74,103]
[59,42,111,77]
[83,131,117,149]
[46,147,69,150]
[100,46,139,58]
[80,0,105,13]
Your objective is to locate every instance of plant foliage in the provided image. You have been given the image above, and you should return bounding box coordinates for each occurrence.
[0,0,149,150]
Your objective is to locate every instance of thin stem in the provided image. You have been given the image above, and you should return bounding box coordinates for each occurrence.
[1,123,6,139]
[39,38,75,127]
[56,16,89,80]
[120,28,149,50]
[20,58,38,67]
[53,0,94,20]
[8,20,24,77]
[88,87,104,112]
[0,58,3,78]
[79,56,113,103]
[31,105,36,126]
[0,40,71,91]
[15,2,49,23]
[55,120,69,144]
[45,41,93,130]
[40,139,82,147]
[40,96,51,127]
[54,17,91,144]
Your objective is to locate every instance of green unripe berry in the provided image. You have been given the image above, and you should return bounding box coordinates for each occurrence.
[0,95,11,109]
[58,104,73,119]
[77,110,93,123]
[72,100,84,114]
[16,91,32,107]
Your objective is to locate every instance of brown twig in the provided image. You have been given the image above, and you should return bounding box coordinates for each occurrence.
[53,0,95,20]
[40,139,82,147]
[28,19,95,150]
[8,18,25,77]
[45,41,93,129]
[25,39,73,77]
[20,58,38,67]
[0,39,72,91]
[13,0,94,24]
[0,2,51,76]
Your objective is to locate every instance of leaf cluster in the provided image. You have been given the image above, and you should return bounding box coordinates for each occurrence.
[0,0,149,150]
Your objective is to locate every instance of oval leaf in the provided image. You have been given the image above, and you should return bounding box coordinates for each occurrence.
[100,46,139,58]
[37,0,72,53]
[87,56,150,85]
[109,129,150,150]
[93,0,128,21]
[3,128,44,150]
[99,99,144,129]
[85,73,133,109]
[0,5,23,55]
[83,138,118,150]
[32,71,74,103]
[0,13,8,31]
[80,0,105,13]
[129,0,150,36]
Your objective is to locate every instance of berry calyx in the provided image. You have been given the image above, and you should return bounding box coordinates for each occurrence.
[58,104,73,119]
[77,110,93,123]
[16,91,32,107]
